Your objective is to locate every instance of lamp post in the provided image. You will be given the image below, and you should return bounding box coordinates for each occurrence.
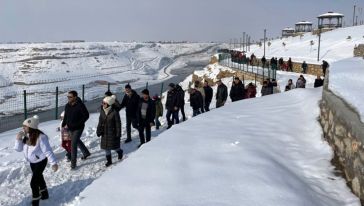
[317,28,322,62]
[263,29,266,57]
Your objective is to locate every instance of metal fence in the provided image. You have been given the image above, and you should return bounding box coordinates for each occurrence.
[0,81,167,133]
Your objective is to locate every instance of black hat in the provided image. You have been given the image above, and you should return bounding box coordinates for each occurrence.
[141,89,149,95]
[125,84,131,89]
[168,83,175,88]
[104,90,113,96]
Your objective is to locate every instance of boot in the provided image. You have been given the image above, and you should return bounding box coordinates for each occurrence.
[117,150,123,160]
[40,188,49,200]
[105,155,112,167]
[124,138,132,143]
[32,196,41,206]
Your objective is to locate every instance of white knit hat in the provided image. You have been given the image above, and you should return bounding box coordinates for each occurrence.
[103,95,116,106]
[23,115,40,129]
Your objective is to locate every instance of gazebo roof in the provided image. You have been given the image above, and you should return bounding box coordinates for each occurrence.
[317,11,344,18]
[295,21,312,25]
[282,27,295,31]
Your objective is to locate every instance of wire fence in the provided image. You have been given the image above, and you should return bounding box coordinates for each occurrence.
[0,81,166,133]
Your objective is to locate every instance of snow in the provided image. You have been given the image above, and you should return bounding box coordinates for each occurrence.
[328,57,364,122]
[0,42,219,117]
[318,12,344,18]
[296,21,312,25]
[75,88,360,206]
[238,25,364,64]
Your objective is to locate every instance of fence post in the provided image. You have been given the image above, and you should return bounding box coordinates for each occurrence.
[160,82,164,97]
[108,82,110,91]
[146,82,149,89]
[55,87,59,120]
[82,85,85,103]
[255,74,257,86]
[23,90,27,120]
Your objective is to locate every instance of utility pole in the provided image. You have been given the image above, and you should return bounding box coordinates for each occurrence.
[356,16,358,26]
[243,32,246,52]
[317,28,322,62]
[353,5,356,26]
[264,29,266,57]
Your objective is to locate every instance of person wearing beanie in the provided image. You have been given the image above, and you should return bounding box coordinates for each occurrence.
[104,91,122,112]
[61,90,91,169]
[152,94,163,130]
[120,84,140,143]
[136,89,155,148]
[14,115,58,206]
[165,83,180,129]
[96,96,123,167]
[59,111,71,162]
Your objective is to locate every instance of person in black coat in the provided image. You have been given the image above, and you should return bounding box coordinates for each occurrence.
[229,77,245,102]
[189,88,203,117]
[61,90,91,169]
[175,85,186,121]
[216,80,228,108]
[203,82,213,112]
[165,83,180,129]
[314,75,324,88]
[96,95,123,167]
[288,57,293,72]
[120,84,140,143]
[137,89,156,147]
[322,60,329,77]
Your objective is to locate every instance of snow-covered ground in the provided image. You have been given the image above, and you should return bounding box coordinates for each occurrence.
[0,42,220,117]
[237,25,364,64]
[75,88,360,206]
[328,57,364,122]
[0,66,325,206]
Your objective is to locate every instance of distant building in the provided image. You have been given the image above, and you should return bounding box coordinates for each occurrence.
[62,40,85,43]
[317,12,344,29]
[282,27,295,38]
[295,21,313,33]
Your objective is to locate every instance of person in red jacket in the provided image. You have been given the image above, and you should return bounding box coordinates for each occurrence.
[245,82,257,98]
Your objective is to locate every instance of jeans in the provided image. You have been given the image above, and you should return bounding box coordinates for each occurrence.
[193,109,201,117]
[138,120,151,144]
[166,110,179,127]
[204,101,211,112]
[180,105,186,121]
[126,116,138,140]
[30,158,48,198]
[70,128,90,167]
[105,148,122,156]
[155,117,161,130]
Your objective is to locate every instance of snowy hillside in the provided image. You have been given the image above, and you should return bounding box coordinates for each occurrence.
[0,42,221,117]
[75,88,360,206]
[239,25,364,64]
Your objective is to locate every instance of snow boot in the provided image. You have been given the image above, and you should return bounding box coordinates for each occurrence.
[105,155,112,167]
[117,150,124,160]
[81,153,91,160]
[40,188,49,200]
[31,196,41,206]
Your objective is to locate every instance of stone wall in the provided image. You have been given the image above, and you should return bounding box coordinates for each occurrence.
[319,70,364,202]
[354,44,364,58]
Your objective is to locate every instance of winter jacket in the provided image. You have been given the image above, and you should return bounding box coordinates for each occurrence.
[285,84,295,91]
[137,98,156,125]
[62,97,89,131]
[165,89,179,111]
[195,86,205,100]
[261,86,272,96]
[216,83,228,102]
[113,99,122,112]
[97,106,121,150]
[230,80,245,102]
[175,85,185,107]
[314,79,324,88]
[203,85,213,103]
[246,85,257,98]
[296,79,306,88]
[14,134,57,165]
[155,98,163,117]
[190,90,203,110]
[120,90,140,118]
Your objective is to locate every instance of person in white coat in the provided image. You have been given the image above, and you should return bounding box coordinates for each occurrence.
[14,115,58,206]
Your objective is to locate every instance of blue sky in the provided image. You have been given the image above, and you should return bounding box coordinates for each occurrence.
[0,0,363,42]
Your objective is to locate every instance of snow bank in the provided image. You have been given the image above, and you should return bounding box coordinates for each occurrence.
[328,57,364,122]
[75,89,360,206]
[240,25,364,64]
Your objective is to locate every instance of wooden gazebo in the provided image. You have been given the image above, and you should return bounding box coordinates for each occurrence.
[295,21,313,33]
[317,12,344,29]
[282,27,295,37]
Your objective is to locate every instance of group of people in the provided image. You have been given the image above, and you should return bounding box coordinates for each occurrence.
[14,69,327,205]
